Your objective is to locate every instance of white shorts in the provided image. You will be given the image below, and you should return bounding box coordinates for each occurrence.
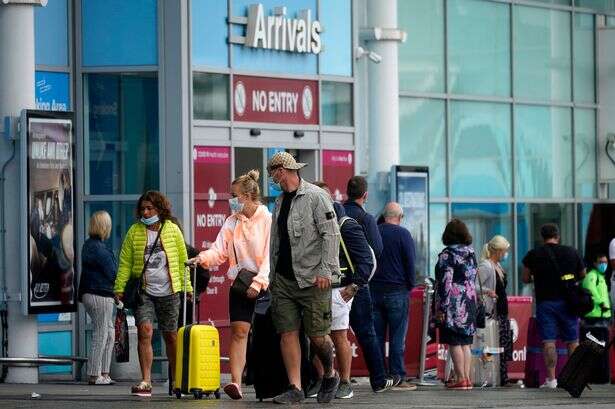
[331,287,354,331]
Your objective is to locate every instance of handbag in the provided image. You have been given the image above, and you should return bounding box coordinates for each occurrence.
[474,255,486,329]
[230,239,257,296]
[544,245,593,317]
[114,307,129,363]
[123,222,164,310]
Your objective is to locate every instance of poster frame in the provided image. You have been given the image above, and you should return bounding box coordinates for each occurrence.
[390,165,430,279]
[20,109,77,315]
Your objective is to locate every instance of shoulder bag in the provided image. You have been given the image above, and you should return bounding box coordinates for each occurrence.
[229,222,258,296]
[544,245,593,317]
[123,222,164,310]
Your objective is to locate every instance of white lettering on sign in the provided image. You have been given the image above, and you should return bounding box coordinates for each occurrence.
[195,213,226,228]
[249,89,305,115]
[242,4,322,55]
[31,142,69,160]
[35,98,68,112]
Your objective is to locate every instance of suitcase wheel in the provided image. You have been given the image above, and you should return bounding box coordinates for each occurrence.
[214,390,221,399]
[174,389,182,399]
[193,389,203,400]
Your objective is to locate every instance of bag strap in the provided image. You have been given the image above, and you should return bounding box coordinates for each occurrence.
[230,218,240,268]
[339,217,355,276]
[141,221,164,284]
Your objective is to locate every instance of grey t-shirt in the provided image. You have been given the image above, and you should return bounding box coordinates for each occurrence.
[144,229,172,296]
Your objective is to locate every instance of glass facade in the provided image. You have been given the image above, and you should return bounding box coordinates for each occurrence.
[398,0,605,288]
[321,82,353,126]
[84,73,159,195]
[193,73,230,120]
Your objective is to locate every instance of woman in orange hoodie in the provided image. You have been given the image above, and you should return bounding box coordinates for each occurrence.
[191,169,271,400]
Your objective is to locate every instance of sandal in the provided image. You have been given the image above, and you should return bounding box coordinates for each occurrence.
[131,381,152,397]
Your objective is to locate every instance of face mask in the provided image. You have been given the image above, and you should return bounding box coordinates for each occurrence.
[502,252,509,261]
[229,197,244,214]
[598,263,608,274]
[269,177,282,192]
[140,214,159,226]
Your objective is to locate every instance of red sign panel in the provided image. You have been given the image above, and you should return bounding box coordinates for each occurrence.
[322,150,354,202]
[233,75,319,125]
[193,146,232,369]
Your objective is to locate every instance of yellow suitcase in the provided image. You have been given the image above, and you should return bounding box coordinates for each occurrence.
[174,324,221,399]
[173,263,221,399]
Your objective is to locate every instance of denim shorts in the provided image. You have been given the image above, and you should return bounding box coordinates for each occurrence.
[135,292,180,332]
[536,300,579,343]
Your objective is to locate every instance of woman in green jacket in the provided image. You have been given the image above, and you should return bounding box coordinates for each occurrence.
[114,191,192,397]
[581,253,611,326]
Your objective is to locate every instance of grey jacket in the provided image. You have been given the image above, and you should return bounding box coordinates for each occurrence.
[477,259,498,315]
[270,179,341,289]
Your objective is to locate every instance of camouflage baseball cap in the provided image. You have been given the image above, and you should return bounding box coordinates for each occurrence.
[267,151,307,173]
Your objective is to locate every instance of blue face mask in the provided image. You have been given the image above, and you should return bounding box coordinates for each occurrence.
[269,177,281,192]
[598,262,608,274]
[502,252,509,262]
[140,214,159,226]
[229,197,244,214]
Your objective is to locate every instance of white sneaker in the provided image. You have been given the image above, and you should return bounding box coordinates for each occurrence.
[103,375,116,385]
[539,378,557,389]
[94,376,111,385]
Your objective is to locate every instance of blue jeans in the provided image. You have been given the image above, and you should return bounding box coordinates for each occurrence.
[349,285,387,390]
[370,285,409,378]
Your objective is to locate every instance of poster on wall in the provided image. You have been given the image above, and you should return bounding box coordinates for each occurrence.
[193,146,231,326]
[322,150,354,202]
[23,110,76,314]
[391,166,429,278]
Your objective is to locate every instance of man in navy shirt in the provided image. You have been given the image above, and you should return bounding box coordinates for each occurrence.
[342,176,397,392]
[370,202,416,390]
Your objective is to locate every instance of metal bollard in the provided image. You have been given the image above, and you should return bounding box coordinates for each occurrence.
[416,278,438,386]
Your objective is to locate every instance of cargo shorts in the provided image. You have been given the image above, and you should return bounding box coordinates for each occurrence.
[135,292,180,332]
[271,274,332,337]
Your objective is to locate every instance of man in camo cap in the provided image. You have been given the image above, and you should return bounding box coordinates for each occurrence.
[267,151,341,404]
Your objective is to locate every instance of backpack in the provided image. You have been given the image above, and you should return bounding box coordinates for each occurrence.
[339,216,377,282]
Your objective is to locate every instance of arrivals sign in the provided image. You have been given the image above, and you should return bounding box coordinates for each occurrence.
[230,3,322,54]
[233,75,319,125]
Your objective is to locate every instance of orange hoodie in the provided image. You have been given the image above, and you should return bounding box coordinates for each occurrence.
[197,205,271,292]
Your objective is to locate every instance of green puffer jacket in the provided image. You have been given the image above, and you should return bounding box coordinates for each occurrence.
[581,268,611,319]
[114,220,192,294]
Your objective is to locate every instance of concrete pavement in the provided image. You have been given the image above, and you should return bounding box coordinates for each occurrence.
[1,381,615,409]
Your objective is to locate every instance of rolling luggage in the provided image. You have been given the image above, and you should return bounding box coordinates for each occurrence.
[247,293,312,401]
[558,332,614,398]
[579,324,610,384]
[173,263,221,399]
[470,318,500,387]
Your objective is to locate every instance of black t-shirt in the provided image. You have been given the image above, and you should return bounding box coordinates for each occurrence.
[275,190,297,280]
[522,243,584,303]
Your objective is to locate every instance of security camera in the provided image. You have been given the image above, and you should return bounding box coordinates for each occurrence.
[354,46,382,63]
[368,51,382,63]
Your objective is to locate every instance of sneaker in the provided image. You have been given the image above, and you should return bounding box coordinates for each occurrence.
[89,376,110,385]
[540,378,558,389]
[103,375,116,385]
[305,378,322,398]
[373,377,395,393]
[131,381,152,397]
[393,380,418,391]
[273,385,305,404]
[317,372,340,403]
[335,380,354,399]
[223,383,243,400]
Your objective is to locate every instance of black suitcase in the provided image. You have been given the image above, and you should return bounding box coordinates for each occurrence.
[247,296,312,401]
[558,334,614,398]
[579,325,610,384]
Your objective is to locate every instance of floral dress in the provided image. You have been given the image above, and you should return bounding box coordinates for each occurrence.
[435,245,478,337]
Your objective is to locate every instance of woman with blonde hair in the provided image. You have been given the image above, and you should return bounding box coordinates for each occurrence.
[477,234,513,386]
[190,169,271,400]
[78,210,117,385]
